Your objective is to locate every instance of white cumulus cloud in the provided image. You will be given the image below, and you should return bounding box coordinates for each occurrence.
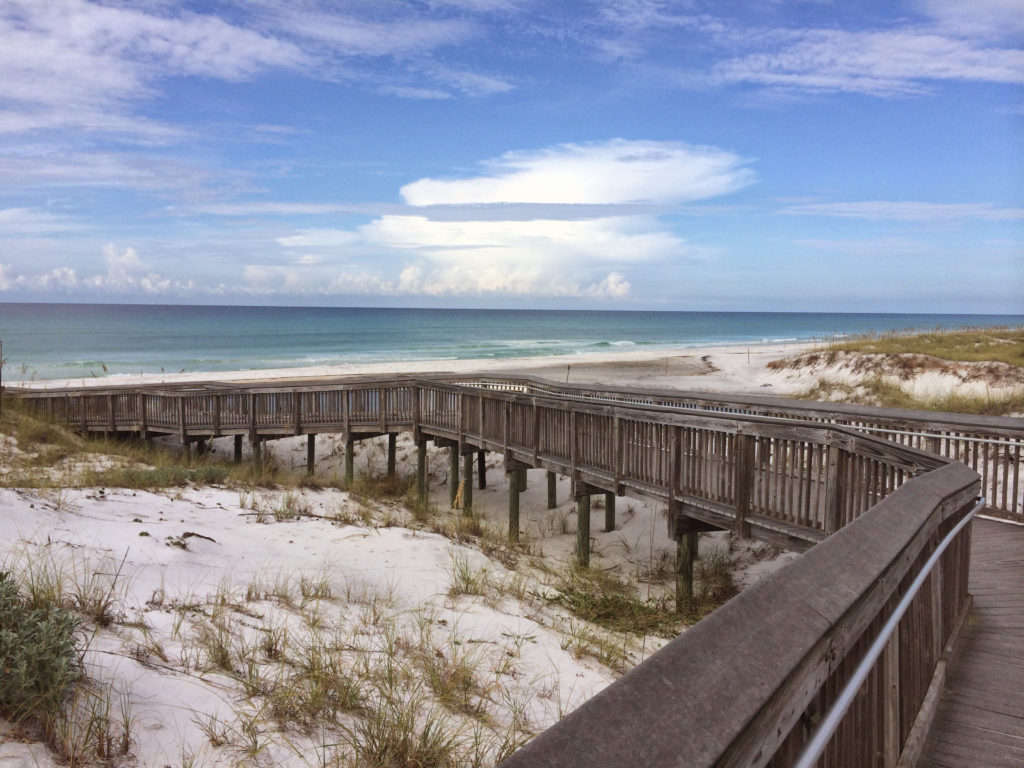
[400,139,754,206]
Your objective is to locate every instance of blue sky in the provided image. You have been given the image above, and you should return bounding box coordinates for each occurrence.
[0,0,1021,312]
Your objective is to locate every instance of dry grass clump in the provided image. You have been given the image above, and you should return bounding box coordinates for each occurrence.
[172,571,534,766]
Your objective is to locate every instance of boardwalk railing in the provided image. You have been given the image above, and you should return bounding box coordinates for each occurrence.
[12,377,951,548]
[500,462,981,768]
[15,374,1021,520]
[458,375,1024,519]
[7,376,998,765]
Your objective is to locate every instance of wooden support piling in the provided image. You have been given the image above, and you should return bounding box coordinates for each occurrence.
[508,468,521,542]
[604,491,616,532]
[462,451,473,513]
[449,445,460,508]
[387,433,397,478]
[417,439,428,501]
[576,493,591,567]
[253,437,263,474]
[477,450,486,489]
[675,531,698,614]
[233,434,243,463]
[547,471,557,509]
[344,435,355,486]
[306,433,315,476]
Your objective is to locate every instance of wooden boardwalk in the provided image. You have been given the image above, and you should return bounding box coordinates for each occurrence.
[919,517,1024,768]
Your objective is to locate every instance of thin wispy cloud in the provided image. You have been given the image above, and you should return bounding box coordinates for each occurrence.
[712,29,1024,97]
[783,201,1024,222]
[0,207,82,234]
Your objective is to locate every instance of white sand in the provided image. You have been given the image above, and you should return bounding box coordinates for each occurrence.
[13,341,817,396]
[0,425,795,767]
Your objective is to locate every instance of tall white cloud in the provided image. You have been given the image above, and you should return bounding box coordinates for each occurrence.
[249,139,748,299]
[400,139,754,206]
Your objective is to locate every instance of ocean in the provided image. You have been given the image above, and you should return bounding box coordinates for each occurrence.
[1,303,1022,382]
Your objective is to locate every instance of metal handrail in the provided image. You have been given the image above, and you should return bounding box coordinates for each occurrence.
[791,496,985,768]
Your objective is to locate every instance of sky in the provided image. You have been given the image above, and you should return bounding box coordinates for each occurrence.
[0,0,1021,313]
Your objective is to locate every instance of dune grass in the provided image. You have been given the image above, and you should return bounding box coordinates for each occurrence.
[766,326,1024,416]
[821,326,1024,366]
[796,375,1024,416]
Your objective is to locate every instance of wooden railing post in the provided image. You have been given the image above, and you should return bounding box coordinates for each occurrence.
[458,392,465,446]
[613,414,622,491]
[569,410,578,495]
[883,629,901,766]
[503,400,511,459]
[824,440,844,534]
[248,392,256,444]
[735,432,754,538]
[342,388,351,438]
[412,385,421,443]
[532,397,539,464]
[477,392,484,444]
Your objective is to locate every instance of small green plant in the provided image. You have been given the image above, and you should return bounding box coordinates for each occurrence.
[0,570,82,726]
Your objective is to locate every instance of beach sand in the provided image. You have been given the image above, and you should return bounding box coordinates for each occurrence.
[15,341,817,396]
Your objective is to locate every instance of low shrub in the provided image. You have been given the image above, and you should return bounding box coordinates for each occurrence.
[0,570,82,725]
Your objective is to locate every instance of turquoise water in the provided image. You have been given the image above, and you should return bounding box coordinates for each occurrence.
[1,303,1021,382]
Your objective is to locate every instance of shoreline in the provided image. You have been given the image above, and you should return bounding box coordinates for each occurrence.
[10,341,818,396]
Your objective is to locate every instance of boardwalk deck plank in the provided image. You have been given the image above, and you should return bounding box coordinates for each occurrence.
[918,518,1024,768]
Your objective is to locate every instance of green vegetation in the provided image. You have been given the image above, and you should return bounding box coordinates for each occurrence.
[796,376,1024,416]
[0,570,81,725]
[552,566,679,639]
[767,326,1024,416]
[823,326,1024,366]
[0,565,134,764]
[0,396,336,491]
